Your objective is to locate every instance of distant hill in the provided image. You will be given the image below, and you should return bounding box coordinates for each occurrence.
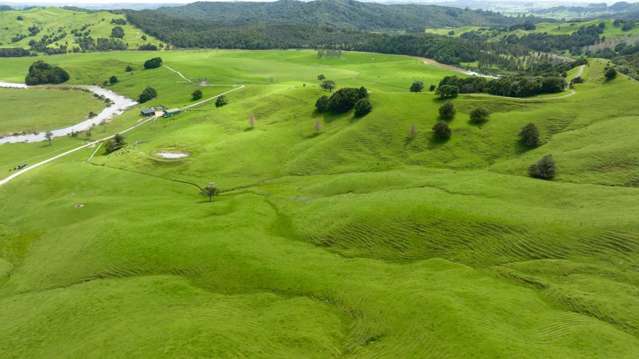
[531,2,639,20]
[150,0,524,31]
[0,7,163,54]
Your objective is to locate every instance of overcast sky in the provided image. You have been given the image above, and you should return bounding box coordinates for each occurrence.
[2,0,636,5]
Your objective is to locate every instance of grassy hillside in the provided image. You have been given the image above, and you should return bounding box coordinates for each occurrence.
[0,7,163,52]
[1,50,639,358]
[0,87,106,136]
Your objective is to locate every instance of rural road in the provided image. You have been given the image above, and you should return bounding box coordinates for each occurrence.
[164,65,193,83]
[0,85,245,187]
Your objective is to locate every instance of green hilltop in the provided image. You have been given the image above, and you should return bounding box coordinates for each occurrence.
[0,50,638,357]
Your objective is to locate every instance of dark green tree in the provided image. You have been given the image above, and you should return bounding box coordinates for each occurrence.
[436,85,459,99]
[200,182,219,202]
[410,80,424,92]
[215,95,227,107]
[354,98,372,117]
[528,155,556,180]
[125,65,133,72]
[143,57,163,69]
[25,61,70,85]
[519,123,541,148]
[605,67,617,81]
[317,74,326,80]
[111,26,125,39]
[320,80,336,92]
[470,107,490,125]
[109,75,118,85]
[105,133,126,154]
[432,121,451,140]
[439,102,456,121]
[315,95,329,113]
[138,87,157,103]
[192,89,203,101]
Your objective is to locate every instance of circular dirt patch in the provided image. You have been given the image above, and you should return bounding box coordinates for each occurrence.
[155,151,190,160]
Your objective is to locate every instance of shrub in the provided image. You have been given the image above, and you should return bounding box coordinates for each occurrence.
[432,121,451,140]
[315,95,329,113]
[519,123,541,148]
[429,84,436,92]
[125,65,133,72]
[470,107,490,125]
[528,155,556,180]
[439,102,456,121]
[436,84,459,99]
[215,95,227,107]
[138,44,158,51]
[354,98,372,117]
[25,61,70,85]
[317,74,325,80]
[138,87,157,103]
[143,57,162,69]
[109,75,118,85]
[605,67,617,81]
[410,80,424,92]
[192,89,203,101]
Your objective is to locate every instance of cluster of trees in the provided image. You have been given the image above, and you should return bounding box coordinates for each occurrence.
[138,44,158,51]
[105,134,126,154]
[438,75,566,98]
[144,57,162,69]
[24,60,70,85]
[111,18,127,26]
[111,26,125,39]
[499,24,604,53]
[315,87,371,117]
[0,48,32,57]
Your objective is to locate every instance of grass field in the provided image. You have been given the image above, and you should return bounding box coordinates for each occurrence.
[1,50,639,358]
[0,7,162,51]
[0,87,106,136]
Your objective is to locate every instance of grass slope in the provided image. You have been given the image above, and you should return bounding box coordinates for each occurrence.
[0,7,162,51]
[1,50,639,358]
[0,87,106,135]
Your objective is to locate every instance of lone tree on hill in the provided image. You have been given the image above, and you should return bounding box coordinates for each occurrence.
[201,182,219,202]
[45,131,53,146]
[138,87,157,103]
[320,80,336,92]
[111,26,125,39]
[470,107,490,125]
[315,95,329,113]
[109,75,118,85]
[215,95,227,108]
[432,121,451,140]
[436,85,459,99]
[192,89,203,101]
[439,102,456,121]
[410,81,424,92]
[605,67,617,81]
[143,57,162,69]
[105,133,126,154]
[519,123,541,148]
[529,155,556,180]
[354,98,372,117]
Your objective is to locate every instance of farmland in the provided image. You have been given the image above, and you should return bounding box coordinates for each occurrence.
[1,49,639,358]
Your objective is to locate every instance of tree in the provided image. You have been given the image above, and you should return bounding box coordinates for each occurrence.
[439,102,456,121]
[138,87,157,103]
[315,95,329,113]
[429,84,436,92]
[317,74,326,81]
[25,61,70,85]
[215,95,227,108]
[143,57,163,69]
[320,80,336,92]
[201,182,219,202]
[519,123,541,148]
[410,80,424,93]
[109,75,118,85]
[432,121,451,140]
[111,26,125,39]
[326,87,368,114]
[354,98,372,117]
[605,67,617,81]
[470,107,490,125]
[125,65,133,72]
[528,155,556,180]
[436,85,459,99]
[45,131,53,146]
[192,89,203,101]
[105,133,126,154]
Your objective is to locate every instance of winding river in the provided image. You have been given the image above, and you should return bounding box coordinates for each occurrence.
[0,82,137,144]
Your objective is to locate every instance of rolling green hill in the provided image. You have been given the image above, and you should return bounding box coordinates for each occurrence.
[0,50,639,358]
[0,7,163,53]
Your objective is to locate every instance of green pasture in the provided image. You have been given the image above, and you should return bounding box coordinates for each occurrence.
[0,50,639,358]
